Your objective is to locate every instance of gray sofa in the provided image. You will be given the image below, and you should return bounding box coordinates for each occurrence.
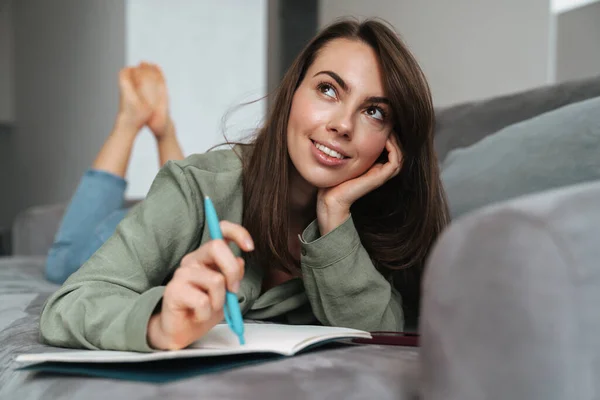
[421,178,600,400]
[2,74,600,399]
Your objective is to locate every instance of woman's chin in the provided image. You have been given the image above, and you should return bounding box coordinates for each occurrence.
[293,162,357,189]
[300,174,347,189]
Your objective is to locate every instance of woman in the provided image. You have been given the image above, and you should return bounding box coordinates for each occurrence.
[45,62,184,284]
[40,18,449,352]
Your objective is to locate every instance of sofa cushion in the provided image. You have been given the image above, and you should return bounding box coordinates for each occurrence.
[434,74,600,161]
[11,203,67,257]
[11,199,141,257]
[441,96,600,219]
[420,179,600,400]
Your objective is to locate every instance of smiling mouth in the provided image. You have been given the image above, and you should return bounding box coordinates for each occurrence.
[311,140,348,160]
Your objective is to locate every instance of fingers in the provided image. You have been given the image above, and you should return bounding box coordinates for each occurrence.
[180,221,253,293]
[352,135,402,195]
[385,134,403,177]
[164,278,225,326]
[173,281,213,322]
[172,265,226,311]
[201,240,243,292]
[170,251,245,323]
[156,257,231,350]
[220,221,254,252]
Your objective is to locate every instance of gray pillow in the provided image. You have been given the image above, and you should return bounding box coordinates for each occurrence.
[441,95,600,219]
[434,74,600,161]
[420,179,600,400]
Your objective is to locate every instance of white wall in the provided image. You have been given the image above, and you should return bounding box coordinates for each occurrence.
[125,0,267,198]
[552,0,600,12]
[555,0,600,82]
[0,0,14,123]
[319,0,552,107]
[6,0,125,226]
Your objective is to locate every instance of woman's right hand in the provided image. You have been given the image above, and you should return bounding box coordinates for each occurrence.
[147,221,255,350]
[116,66,153,132]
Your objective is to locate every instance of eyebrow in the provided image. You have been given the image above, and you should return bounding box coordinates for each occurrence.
[313,70,390,105]
[365,96,390,105]
[314,70,349,92]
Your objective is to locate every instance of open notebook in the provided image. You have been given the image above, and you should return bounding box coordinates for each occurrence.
[17,323,371,364]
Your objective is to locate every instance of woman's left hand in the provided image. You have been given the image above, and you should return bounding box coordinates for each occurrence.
[317,134,402,235]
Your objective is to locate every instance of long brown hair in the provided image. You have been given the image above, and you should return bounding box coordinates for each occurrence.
[241,18,449,322]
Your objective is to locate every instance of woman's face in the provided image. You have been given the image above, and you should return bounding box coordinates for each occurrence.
[287,38,394,188]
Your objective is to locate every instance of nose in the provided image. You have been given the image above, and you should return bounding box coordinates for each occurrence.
[326,107,353,139]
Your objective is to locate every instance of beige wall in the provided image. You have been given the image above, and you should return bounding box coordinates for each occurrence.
[319,0,553,107]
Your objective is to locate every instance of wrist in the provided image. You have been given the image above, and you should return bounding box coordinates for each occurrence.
[318,208,351,236]
[147,313,167,350]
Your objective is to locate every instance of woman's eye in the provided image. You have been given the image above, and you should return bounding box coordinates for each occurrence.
[318,83,337,99]
[366,106,385,121]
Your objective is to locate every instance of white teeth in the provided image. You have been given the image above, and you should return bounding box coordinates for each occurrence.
[314,142,345,159]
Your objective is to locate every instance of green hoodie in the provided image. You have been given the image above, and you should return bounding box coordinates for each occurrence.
[39,148,404,352]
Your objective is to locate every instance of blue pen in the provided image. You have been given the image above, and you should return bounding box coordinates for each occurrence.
[203,196,246,345]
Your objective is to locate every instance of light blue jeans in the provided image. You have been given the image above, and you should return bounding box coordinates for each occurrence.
[45,169,129,284]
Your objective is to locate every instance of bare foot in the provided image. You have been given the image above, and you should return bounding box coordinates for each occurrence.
[132,62,172,140]
[116,66,153,135]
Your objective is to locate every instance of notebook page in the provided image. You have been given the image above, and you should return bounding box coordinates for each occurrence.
[190,323,370,355]
[16,324,370,364]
